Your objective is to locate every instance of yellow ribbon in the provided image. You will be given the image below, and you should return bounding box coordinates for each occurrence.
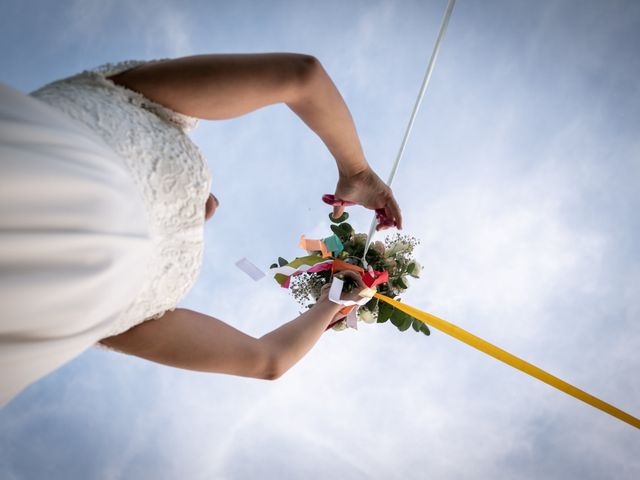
[374,293,640,430]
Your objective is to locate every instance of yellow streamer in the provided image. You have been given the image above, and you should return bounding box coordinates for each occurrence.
[374,293,640,430]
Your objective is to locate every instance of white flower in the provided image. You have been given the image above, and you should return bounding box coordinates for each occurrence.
[332,320,348,331]
[358,308,376,324]
[396,275,409,292]
[408,261,422,278]
[371,241,385,255]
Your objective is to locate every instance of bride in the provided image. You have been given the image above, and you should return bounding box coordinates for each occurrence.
[0,53,402,406]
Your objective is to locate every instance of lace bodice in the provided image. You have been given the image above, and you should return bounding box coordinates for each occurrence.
[30,61,211,338]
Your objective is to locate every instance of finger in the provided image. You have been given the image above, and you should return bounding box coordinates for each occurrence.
[388,194,403,230]
[378,215,397,230]
[322,194,356,207]
[376,191,401,227]
[332,204,344,220]
[322,194,336,205]
[375,194,402,230]
[376,220,394,231]
[374,208,393,231]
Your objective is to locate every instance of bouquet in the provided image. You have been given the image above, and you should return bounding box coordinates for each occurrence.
[271,212,430,336]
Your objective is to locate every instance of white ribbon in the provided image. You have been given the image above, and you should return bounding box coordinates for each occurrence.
[328,277,371,307]
[235,257,266,281]
[268,259,333,277]
[328,277,377,330]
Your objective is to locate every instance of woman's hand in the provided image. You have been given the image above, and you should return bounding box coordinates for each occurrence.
[317,270,369,326]
[328,166,403,230]
[318,270,367,303]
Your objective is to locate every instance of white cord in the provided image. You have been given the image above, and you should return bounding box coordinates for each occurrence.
[362,0,456,265]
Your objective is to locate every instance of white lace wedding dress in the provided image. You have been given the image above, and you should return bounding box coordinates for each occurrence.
[0,61,211,406]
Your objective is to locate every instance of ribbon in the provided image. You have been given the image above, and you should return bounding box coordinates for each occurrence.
[327,276,374,329]
[299,235,330,258]
[373,293,640,430]
[299,234,344,258]
[269,256,333,288]
[268,245,639,430]
[235,257,266,281]
[323,235,344,257]
[324,259,389,330]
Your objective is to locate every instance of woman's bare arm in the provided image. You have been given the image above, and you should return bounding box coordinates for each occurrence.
[109,52,368,177]
[111,52,402,227]
[99,297,343,380]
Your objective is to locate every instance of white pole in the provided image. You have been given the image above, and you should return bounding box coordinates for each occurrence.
[362,0,456,265]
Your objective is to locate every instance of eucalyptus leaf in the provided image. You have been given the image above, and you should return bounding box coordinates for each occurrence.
[270,263,278,269]
[377,301,393,323]
[420,323,431,336]
[329,212,349,224]
[277,257,288,267]
[396,277,408,290]
[340,223,354,236]
[399,314,413,332]
[411,318,422,332]
[390,308,410,330]
[331,223,354,243]
[365,297,378,311]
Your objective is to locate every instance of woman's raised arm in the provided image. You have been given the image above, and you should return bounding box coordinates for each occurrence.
[110,53,401,228]
[110,53,367,175]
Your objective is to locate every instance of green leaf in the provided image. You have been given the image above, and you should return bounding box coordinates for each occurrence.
[277,257,288,267]
[329,212,349,224]
[377,301,393,323]
[339,222,354,235]
[400,314,413,332]
[390,309,411,331]
[330,222,354,243]
[396,277,408,290]
[389,310,401,327]
[411,318,422,332]
[366,297,378,310]
[420,323,431,336]
[407,262,416,275]
[270,263,278,269]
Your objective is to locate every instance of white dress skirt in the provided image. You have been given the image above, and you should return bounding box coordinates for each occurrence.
[0,61,211,406]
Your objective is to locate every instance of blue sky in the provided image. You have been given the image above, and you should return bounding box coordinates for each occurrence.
[1,0,639,478]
